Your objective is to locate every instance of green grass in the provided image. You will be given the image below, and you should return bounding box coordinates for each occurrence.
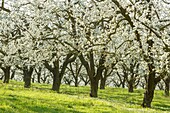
[0,81,169,113]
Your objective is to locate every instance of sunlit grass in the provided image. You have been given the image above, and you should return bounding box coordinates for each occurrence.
[0,80,169,113]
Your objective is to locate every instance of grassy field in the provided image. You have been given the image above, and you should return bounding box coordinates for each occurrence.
[0,80,169,113]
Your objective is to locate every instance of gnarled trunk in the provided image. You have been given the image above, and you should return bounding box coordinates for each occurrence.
[164,77,170,96]
[142,70,156,108]
[36,67,42,83]
[24,74,31,88]
[52,69,61,93]
[128,81,134,93]
[23,66,34,88]
[2,66,10,83]
[52,79,61,92]
[100,76,106,89]
[10,70,15,80]
[122,77,126,88]
[44,53,76,93]
[75,78,78,87]
[79,51,105,97]
[90,79,99,97]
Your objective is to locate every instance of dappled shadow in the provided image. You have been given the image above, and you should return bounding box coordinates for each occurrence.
[0,94,84,113]
[27,106,83,113]
[153,103,170,112]
[1,81,169,113]
[60,86,90,96]
[98,90,143,105]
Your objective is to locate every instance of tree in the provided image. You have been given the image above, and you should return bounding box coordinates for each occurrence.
[109,0,169,107]
[1,0,170,107]
[163,75,170,96]
[100,63,116,89]
[35,66,42,83]
[66,59,82,87]
[79,73,90,86]
[44,53,76,92]
[23,66,34,88]
[0,3,22,83]
[121,59,140,92]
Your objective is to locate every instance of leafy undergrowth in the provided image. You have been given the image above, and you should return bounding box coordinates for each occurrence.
[0,81,169,113]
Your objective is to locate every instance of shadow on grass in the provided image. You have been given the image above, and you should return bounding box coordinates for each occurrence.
[2,82,169,113]
[153,104,170,112]
[27,106,83,113]
[60,86,90,96]
[0,94,83,113]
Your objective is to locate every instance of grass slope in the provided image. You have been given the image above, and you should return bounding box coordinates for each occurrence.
[0,80,170,113]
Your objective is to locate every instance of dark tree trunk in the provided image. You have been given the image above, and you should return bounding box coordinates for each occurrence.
[32,74,35,83]
[24,73,31,88]
[52,78,61,92]
[51,59,60,92]
[79,51,105,97]
[0,75,4,80]
[23,66,34,88]
[37,74,41,83]
[75,78,78,87]
[142,89,154,108]
[69,62,80,87]
[41,74,49,84]
[2,66,10,83]
[164,77,170,96]
[142,71,156,108]
[89,62,104,97]
[90,79,99,97]
[10,70,15,80]
[128,75,135,93]
[128,81,134,93]
[122,77,126,88]
[117,71,126,88]
[32,78,34,83]
[52,70,61,92]
[35,67,42,83]
[100,76,106,89]
[44,53,76,93]
[142,0,157,108]
[100,68,109,90]
[85,80,89,86]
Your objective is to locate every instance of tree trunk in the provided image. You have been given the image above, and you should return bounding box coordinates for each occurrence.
[75,78,78,87]
[79,51,105,98]
[2,66,10,83]
[128,79,134,92]
[90,80,99,97]
[85,81,89,86]
[32,74,35,83]
[52,71,61,93]
[37,73,41,83]
[47,54,76,92]
[36,67,42,83]
[52,79,61,93]
[10,70,15,80]
[122,78,126,88]
[23,66,34,88]
[142,90,154,108]
[24,74,31,88]
[142,71,155,108]
[100,76,106,89]
[0,75,4,80]
[164,77,170,96]
[128,82,134,92]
